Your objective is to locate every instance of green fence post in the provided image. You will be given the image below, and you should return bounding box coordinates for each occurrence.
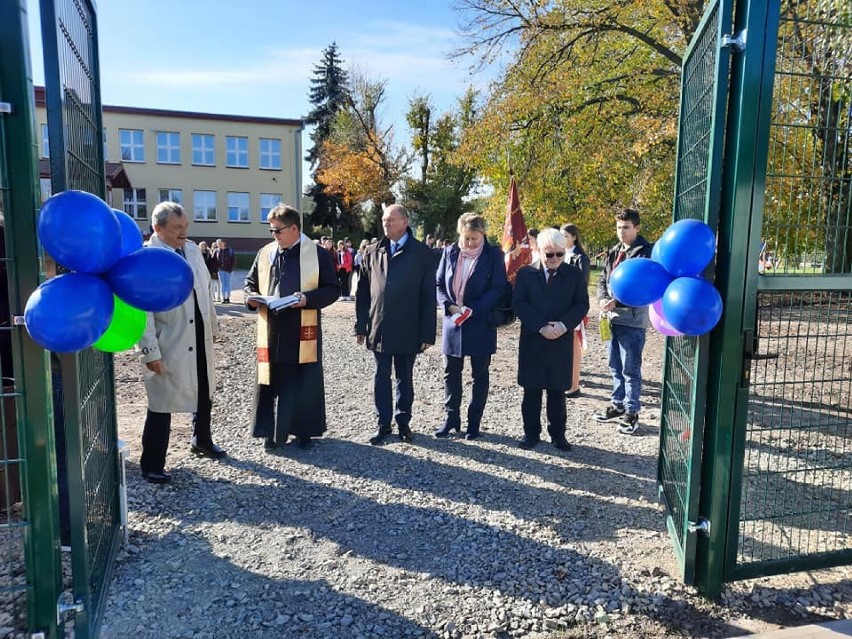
[0,0,62,635]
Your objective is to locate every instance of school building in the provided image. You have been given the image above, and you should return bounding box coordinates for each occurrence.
[34,86,304,253]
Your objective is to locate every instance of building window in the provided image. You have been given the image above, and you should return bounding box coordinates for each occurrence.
[103,129,108,161]
[119,129,145,162]
[192,134,215,165]
[226,136,248,167]
[227,192,250,222]
[259,138,281,169]
[123,188,147,219]
[40,178,52,203]
[158,188,183,204]
[156,131,181,164]
[259,193,283,222]
[41,124,49,158]
[193,190,217,221]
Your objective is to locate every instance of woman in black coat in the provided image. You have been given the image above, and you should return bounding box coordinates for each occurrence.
[435,213,509,439]
[513,228,589,451]
[560,223,591,397]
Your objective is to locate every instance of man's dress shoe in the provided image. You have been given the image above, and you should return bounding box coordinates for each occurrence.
[191,443,227,459]
[142,470,172,484]
[369,428,392,445]
[518,436,540,450]
[398,426,414,443]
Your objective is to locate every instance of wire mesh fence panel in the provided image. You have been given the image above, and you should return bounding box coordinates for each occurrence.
[738,291,852,567]
[42,0,121,635]
[760,2,852,277]
[731,0,852,578]
[658,0,731,582]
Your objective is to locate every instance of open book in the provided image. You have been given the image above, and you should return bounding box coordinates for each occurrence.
[245,294,301,311]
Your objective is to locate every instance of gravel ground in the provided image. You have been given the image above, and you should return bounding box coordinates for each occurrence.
[99,296,852,639]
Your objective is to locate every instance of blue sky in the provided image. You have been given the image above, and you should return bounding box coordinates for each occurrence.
[26,0,498,160]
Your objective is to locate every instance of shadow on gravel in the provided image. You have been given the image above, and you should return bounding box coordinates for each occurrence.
[312,439,661,542]
[105,529,438,638]
[184,456,745,638]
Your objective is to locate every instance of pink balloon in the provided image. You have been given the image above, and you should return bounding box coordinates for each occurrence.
[650,299,683,337]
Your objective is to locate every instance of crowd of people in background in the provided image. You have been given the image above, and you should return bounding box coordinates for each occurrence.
[135,201,652,483]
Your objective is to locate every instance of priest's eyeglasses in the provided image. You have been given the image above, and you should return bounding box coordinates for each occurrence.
[269,224,294,235]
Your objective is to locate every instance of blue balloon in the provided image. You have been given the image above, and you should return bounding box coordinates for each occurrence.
[661,277,723,336]
[106,247,194,312]
[38,190,122,273]
[24,274,114,352]
[609,258,673,307]
[655,219,716,277]
[113,209,144,258]
[651,241,662,263]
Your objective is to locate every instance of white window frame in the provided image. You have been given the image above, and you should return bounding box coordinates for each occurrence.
[259,138,281,169]
[41,124,50,158]
[259,193,283,222]
[158,188,183,204]
[227,192,250,223]
[192,134,215,166]
[123,188,147,220]
[156,131,181,164]
[193,190,217,221]
[226,136,249,168]
[119,129,145,162]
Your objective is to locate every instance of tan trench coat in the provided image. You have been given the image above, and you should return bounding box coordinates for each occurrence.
[136,237,219,413]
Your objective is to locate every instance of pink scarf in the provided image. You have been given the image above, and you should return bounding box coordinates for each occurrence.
[452,241,485,305]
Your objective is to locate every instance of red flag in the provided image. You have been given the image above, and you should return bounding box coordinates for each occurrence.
[501,175,532,284]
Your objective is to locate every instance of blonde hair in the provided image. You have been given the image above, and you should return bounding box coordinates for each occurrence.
[456,212,487,235]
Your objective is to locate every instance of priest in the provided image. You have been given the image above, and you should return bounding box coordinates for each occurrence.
[244,204,339,449]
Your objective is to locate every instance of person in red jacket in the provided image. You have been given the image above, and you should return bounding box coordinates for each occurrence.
[336,240,353,301]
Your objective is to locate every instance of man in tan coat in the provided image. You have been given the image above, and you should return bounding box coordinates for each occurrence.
[136,202,225,483]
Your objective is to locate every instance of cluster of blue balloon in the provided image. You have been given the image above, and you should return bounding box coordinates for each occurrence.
[608,219,723,336]
[24,190,194,353]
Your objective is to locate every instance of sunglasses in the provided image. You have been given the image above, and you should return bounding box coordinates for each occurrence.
[269,225,293,235]
[544,252,565,258]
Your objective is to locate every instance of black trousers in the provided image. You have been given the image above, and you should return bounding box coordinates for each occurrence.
[373,351,416,431]
[443,354,491,434]
[521,387,566,441]
[140,296,213,473]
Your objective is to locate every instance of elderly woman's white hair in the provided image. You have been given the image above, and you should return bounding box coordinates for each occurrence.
[536,227,566,250]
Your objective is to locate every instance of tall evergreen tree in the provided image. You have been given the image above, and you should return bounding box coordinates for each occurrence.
[304,42,352,230]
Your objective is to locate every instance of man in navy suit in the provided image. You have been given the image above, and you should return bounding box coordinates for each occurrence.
[355,204,437,444]
[512,228,590,451]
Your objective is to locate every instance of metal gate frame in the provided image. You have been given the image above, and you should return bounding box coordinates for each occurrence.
[40,0,122,635]
[0,1,63,636]
[668,0,852,597]
[657,0,734,585]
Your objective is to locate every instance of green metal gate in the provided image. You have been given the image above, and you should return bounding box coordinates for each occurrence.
[661,0,852,597]
[40,0,122,635]
[657,0,734,584]
[0,1,64,636]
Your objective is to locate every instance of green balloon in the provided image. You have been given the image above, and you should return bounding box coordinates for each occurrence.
[93,296,147,353]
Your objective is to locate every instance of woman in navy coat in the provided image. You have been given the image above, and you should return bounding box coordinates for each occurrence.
[435,213,509,439]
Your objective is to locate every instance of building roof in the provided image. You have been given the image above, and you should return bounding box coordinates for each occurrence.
[34,86,304,128]
[39,158,132,189]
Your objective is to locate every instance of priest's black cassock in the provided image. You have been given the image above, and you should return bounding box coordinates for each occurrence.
[245,241,339,442]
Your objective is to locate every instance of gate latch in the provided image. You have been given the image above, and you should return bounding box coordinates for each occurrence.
[57,596,84,624]
[687,517,711,537]
[721,29,747,51]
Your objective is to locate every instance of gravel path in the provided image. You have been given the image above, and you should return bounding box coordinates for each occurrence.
[101,300,852,638]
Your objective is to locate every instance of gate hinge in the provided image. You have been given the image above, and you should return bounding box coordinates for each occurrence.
[0,102,12,115]
[687,517,711,537]
[721,30,747,51]
[57,596,84,623]
[12,315,26,326]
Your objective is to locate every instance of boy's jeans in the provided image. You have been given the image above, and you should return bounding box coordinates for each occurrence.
[607,324,646,414]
